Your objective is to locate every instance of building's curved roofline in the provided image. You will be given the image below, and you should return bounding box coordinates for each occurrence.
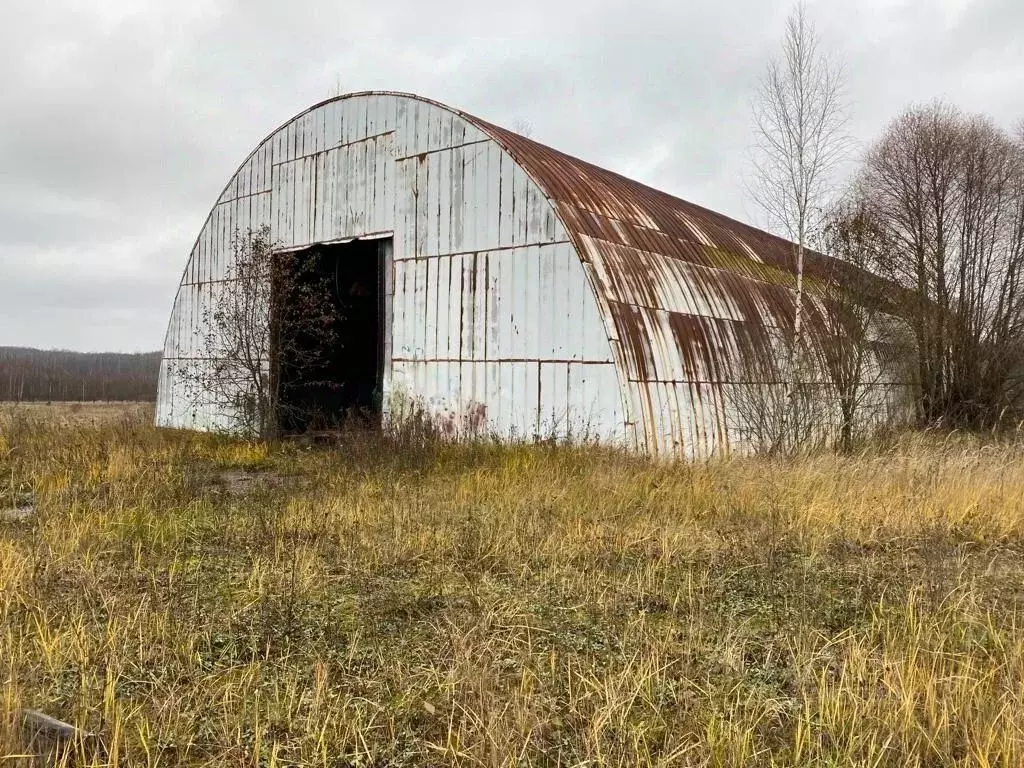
[167,90,854,344]
[188,90,841,283]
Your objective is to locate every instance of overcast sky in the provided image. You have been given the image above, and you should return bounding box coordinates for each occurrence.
[1,0,1021,352]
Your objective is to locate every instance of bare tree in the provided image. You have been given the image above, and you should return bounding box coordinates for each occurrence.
[728,364,835,456]
[859,104,1024,428]
[174,227,338,439]
[725,318,837,456]
[511,119,533,139]
[749,1,850,428]
[817,200,915,449]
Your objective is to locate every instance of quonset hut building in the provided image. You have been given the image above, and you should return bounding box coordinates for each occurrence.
[157,91,913,457]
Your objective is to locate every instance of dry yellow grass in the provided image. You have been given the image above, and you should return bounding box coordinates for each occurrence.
[0,401,152,428]
[2,405,1024,766]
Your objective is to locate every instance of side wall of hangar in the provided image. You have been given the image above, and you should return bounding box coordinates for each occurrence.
[157,91,914,457]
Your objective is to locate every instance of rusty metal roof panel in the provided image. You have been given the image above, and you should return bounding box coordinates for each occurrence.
[476,118,838,274]
[459,113,864,455]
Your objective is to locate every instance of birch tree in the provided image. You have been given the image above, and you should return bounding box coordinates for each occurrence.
[750,1,850,425]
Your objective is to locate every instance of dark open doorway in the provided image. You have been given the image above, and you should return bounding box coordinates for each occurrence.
[274,238,387,434]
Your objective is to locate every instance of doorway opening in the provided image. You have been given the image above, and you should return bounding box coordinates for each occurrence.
[274,237,388,435]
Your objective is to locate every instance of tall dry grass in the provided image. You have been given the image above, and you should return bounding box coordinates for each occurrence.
[2,405,1024,766]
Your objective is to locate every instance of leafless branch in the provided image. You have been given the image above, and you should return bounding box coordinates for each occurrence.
[748,1,852,443]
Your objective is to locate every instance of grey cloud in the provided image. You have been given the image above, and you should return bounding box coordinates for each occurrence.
[1,0,1022,351]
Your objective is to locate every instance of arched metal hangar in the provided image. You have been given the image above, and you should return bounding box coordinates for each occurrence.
[157,91,911,457]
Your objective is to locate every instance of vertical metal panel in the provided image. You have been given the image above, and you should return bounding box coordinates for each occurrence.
[497,362,514,435]
[456,254,473,360]
[537,245,556,358]
[424,152,440,257]
[554,245,574,359]
[463,255,482,359]
[539,362,568,438]
[510,362,535,438]
[235,194,252,246]
[415,100,431,156]
[486,250,501,360]
[424,257,437,361]
[437,149,452,256]
[512,163,529,247]
[294,156,312,244]
[525,177,543,245]
[364,94,379,137]
[212,202,224,282]
[449,145,466,253]
[458,361,475,418]
[313,151,326,241]
[394,97,409,154]
[498,152,515,249]
[349,143,363,236]
[435,256,452,360]
[451,112,466,145]
[399,98,417,157]
[438,110,453,148]
[323,100,340,148]
[394,157,413,260]
[463,144,489,255]
[393,259,409,358]
[412,258,428,360]
[445,255,462,360]
[269,162,282,244]
[375,135,391,232]
[209,206,223,285]
[222,199,234,275]
[255,193,271,236]
[340,98,357,145]
[520,245,538,359]
[360,139,373,234]
[577,260,612,361]
[471,360,487,418]
[414,155,428,256]
[482,143,502,248]
[272,125,285,169]
[495,249,512,359]
[286,120,299,163]
[312,104,325,155]
[427,106,442,152]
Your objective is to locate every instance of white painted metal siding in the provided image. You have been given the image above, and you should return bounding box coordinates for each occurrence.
[158,93,623,442]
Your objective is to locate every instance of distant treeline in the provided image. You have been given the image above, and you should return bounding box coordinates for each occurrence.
[0,347,161,402]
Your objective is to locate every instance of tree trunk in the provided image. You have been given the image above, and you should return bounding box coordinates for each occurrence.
[785,223,807,444]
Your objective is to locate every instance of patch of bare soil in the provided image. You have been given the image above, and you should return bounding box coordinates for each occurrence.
[1,504,35,523]
[213,468,294,497]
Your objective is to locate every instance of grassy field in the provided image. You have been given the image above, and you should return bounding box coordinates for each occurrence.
[0,401,152,427]
[2,405,1024,766]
